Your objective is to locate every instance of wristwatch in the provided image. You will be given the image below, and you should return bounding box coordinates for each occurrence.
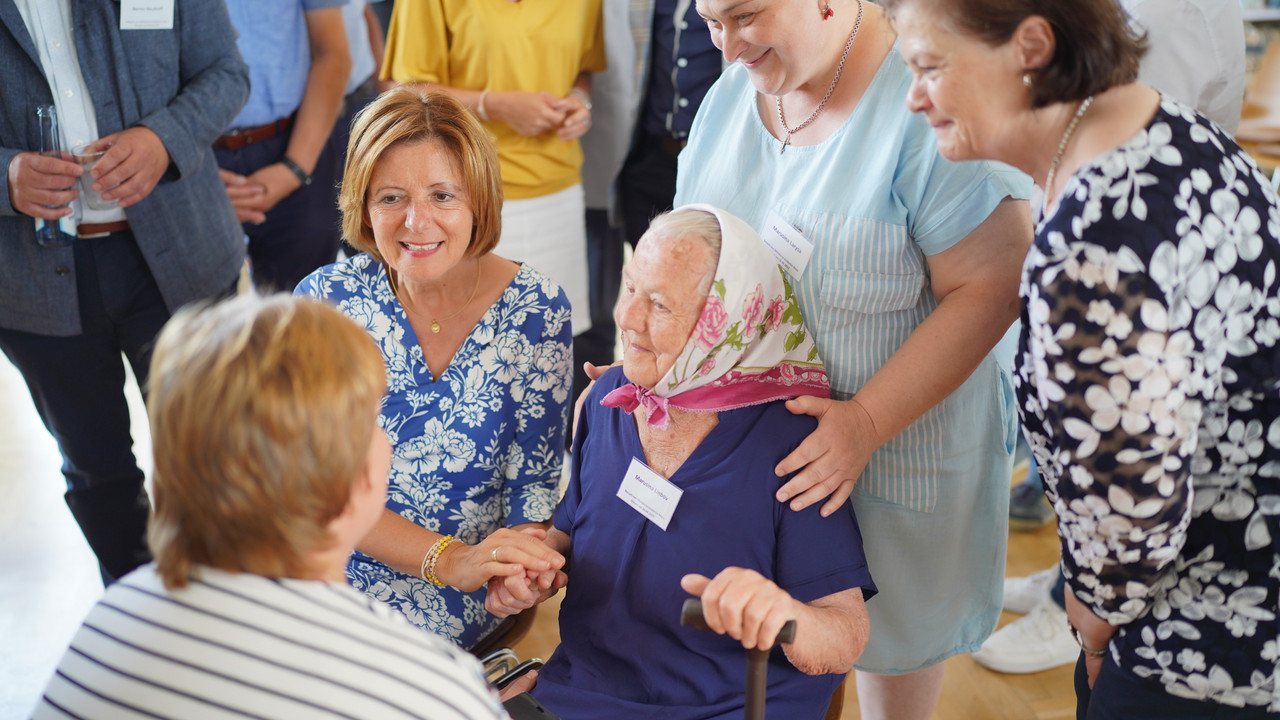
[281,155,312,187]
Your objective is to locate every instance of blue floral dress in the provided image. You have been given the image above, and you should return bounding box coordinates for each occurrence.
[1018,97,1280,709]
[298,256,572,649]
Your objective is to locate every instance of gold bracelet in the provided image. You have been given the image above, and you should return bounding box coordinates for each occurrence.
[424,534,457,587]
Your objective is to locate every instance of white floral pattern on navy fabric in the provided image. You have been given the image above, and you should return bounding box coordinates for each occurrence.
[298,256,571,649]
[1017,98,1280,710]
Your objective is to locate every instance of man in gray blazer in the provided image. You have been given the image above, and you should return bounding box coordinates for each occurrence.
[0,0,249,583]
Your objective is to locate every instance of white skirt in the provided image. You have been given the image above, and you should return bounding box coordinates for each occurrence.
[497,184,590,336]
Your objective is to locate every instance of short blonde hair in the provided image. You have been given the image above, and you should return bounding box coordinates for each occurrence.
[146,294,386,589]
[340,88,503,261]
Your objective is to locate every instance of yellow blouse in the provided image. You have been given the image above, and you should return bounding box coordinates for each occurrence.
[383,0,606,199]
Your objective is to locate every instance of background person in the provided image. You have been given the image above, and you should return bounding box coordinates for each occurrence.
[0,0,248,584]
[216,0,351,292]
[34,295,507,719]
[673,0,1033,716]
[382,0,606,343]
[298,89,570,650]
[500,205,875,719]
[884,0,1280,715]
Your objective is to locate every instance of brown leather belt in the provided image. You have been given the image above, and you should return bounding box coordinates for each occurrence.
[77,220,130,238]
[215,112,296,150]
[658,135,688,157]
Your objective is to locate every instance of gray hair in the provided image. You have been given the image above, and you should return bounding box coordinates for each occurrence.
[644,208,722,297]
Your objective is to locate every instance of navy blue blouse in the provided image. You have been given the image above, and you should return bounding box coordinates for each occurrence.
[533,368,876,719]
[1017,98,1280,709]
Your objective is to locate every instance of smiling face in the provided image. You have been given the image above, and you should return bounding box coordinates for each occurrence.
[366,140,474,288]
[696,0,825,97]
[616,232,716,390]
[896,4,1027,162]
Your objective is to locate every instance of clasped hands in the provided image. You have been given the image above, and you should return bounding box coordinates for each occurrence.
[219,161,305,225]
[488,557,801,653]
[489,90,590,141]
[7,126,169,217]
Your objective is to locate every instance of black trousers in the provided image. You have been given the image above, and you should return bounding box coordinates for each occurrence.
[1074,652,1274,720]
[0,231,166,583]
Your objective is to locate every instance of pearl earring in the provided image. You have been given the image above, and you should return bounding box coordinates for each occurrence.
[1022,73,1033,88]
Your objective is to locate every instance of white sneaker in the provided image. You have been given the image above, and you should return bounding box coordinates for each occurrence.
[972,597,1079,674]
[1002,566,1059,614]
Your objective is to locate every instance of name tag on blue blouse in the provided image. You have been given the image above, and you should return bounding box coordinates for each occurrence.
[120,0,174,30]
[762,209,814,279]
[617,458,683,531]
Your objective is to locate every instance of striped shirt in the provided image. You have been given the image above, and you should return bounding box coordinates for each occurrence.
[34,566,505,720]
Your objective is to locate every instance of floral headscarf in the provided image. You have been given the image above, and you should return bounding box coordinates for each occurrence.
[602,203,829,428]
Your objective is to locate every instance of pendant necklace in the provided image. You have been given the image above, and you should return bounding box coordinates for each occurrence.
[775,0,863,155]
[396,261,483,335]
[1042,96,1094,217]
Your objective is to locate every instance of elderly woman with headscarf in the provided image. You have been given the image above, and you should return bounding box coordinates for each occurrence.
[492,204,877,720]
[880,0,1280,717]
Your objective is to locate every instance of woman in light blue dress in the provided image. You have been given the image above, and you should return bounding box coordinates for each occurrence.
[675,0,1032,716]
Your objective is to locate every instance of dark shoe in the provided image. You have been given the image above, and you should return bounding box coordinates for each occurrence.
[1008,480,1054,531]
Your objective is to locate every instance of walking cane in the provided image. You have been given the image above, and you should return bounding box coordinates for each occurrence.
[681,598,797,720]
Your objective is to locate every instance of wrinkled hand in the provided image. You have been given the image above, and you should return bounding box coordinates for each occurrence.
[555,96,591,142]
[441,526,565,594]
[219,168,268,224]
[492,91,568,137]
[7,151,80,219]
[88,127,170,208]
[486,565,567,618]
[774,396,879,516]
[681,568,799,651]
[497,669,539,702]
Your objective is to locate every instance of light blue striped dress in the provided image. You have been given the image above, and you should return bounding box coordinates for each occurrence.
[675,49,1032,673]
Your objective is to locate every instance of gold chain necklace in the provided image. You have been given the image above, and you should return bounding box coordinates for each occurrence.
[775,0,863,155]
[396,261,482,334]
[1042,96,1094,217]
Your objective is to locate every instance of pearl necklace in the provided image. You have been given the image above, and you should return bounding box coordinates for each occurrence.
[1042,96,1094,217]
[775,0,863,155]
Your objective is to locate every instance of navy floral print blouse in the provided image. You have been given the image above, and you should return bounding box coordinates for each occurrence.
[1017,98,1280,709]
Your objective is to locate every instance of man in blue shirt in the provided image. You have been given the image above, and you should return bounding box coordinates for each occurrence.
[575,0,722,399]
[215,0,350,292]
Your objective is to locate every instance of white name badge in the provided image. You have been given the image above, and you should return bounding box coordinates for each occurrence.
[121,0,174,30]
[616,457,684,531]
[761,209,815,279]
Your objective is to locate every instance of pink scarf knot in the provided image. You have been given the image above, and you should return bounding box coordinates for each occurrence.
[600,383,672,429]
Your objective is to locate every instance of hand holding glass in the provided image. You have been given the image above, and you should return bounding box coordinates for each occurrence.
[71,143,119,211]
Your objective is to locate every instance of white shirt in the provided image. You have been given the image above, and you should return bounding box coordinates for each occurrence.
[15,0,127,225]
[1122,0,1246,133]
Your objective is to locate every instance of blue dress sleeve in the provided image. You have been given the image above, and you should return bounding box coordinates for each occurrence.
[502,279,573,525]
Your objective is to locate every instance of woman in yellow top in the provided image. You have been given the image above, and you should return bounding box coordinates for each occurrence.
[382,0,606,339]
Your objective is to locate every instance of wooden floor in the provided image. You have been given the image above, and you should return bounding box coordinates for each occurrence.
[511,475,1074,720]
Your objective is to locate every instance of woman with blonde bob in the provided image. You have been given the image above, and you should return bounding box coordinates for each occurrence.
[35,295,506,719]
[298,88,570,649]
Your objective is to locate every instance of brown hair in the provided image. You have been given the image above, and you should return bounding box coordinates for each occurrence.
[146,294,386,589]
[882,0,1146,107]
[340,88,503,260]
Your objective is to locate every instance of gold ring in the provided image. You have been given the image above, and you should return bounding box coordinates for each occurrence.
[491,548,498,562]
